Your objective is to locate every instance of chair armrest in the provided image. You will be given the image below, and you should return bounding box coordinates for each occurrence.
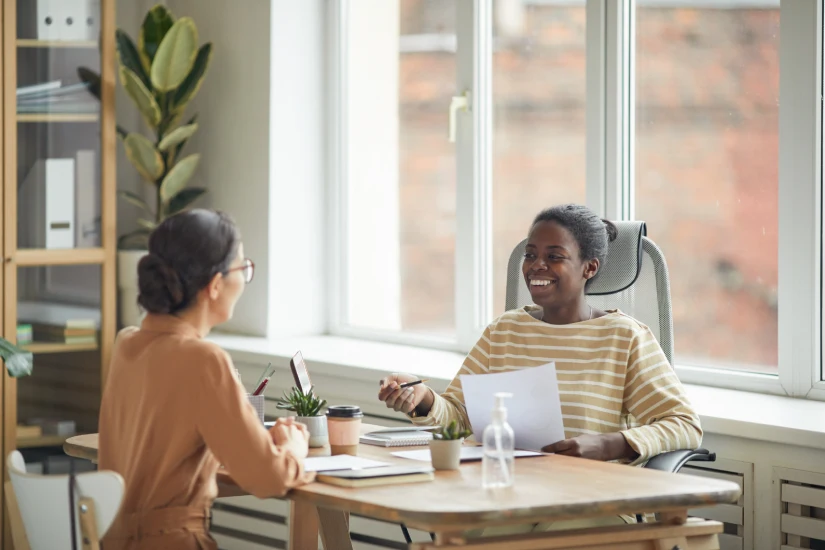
[643,448,716,474]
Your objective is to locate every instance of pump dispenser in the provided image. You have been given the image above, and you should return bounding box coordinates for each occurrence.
[482,392,515,489]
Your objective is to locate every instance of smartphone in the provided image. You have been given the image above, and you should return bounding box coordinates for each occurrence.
[289,351,313,395]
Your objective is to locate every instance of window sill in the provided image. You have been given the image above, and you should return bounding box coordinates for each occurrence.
[209,332,825,451]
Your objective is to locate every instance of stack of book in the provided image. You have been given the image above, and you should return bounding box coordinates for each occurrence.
[18,301,100,346]
[31,322,96,345]
[17,80,99,115]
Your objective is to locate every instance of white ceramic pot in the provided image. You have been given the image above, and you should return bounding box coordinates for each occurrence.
[297,415,329,448]
[117,250,147,328]
[429,439,463,470]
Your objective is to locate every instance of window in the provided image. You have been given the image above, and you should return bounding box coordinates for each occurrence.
[340,0,458,339]
[492,1,587,316]
[634,2,780,374]
[331,0,823,398]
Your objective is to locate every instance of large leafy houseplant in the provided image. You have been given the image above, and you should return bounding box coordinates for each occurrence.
[81,4,213,249]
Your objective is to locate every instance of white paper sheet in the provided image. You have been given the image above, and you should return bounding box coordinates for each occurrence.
[392,447,542,462]
[303,455,389,472]
[460,362,565,451]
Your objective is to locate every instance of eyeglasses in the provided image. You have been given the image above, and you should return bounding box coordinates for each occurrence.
[224,258,255,284]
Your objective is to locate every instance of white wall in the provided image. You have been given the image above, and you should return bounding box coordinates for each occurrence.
[158,0,327,338]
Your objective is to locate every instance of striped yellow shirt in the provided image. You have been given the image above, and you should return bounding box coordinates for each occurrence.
[413,306,702,463]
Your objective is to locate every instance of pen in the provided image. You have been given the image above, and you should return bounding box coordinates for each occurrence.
[253,362,273,389]
[253,377,270,396]
[399,379,429,389]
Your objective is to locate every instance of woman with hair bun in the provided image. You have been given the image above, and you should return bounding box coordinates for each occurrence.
[99,209,312,550]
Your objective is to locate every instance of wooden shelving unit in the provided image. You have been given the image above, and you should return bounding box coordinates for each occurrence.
[16,113,100,123]
[2,0,116,544]
[16,434,68,449]
[16,39,97,49]
[22,342,98,354]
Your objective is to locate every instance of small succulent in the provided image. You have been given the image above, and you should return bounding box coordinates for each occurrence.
[433,420,471,441]
[275,386,327,417]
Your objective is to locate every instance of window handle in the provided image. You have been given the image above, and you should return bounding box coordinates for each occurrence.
[448,91,471,143]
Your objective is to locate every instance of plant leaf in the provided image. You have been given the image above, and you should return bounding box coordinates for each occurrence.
[118,190,152,212]
[138,4,175,72]
[166,187,207,215]
[172,43,212,109]
[116,29,151,89]
[137,218,157,231]
[76,67,101,100]
[118,229,151,249]
[123,133,164,182]
[157,123,198,152]
[174,114,198,158]
[159,154,200,203]
[119,67,162,129]
[117,125,129,140]
[150,17,198,92]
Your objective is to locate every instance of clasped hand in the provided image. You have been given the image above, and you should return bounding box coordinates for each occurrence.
[268,417,310,459]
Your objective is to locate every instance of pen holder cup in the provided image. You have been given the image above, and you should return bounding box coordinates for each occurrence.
[247,394,265,423]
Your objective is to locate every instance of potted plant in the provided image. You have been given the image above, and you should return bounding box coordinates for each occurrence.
[429,420,471,471]
[276,387,329,448]
[79,4,213,327]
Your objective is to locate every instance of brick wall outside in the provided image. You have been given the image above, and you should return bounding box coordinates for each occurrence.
[396,3,779,372]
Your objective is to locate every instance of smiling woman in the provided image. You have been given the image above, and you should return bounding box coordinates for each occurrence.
[378,204,702,472]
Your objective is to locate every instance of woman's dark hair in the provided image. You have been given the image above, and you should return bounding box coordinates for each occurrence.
[531,204,618,284]
[137,209,241,315]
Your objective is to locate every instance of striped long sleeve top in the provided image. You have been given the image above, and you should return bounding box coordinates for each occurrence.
[412,306,702,463]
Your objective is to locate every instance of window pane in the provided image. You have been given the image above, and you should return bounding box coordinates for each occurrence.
[345,0,456,336]
[492,1,587,316]
[635,3,779,373]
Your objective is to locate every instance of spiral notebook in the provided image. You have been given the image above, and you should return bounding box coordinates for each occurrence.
[359,430,435,447]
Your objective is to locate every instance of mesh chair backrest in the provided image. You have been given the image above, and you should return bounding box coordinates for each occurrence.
[504,222,675,364]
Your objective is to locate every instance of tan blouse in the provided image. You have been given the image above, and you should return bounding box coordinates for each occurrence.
[99,314,312,550]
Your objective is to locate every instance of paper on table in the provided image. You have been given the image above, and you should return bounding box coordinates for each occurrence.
[460,362,565,451]
[392,447,542,462]
[303,455,389,473]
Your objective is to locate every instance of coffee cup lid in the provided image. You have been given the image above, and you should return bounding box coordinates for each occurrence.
[326,405,363,418]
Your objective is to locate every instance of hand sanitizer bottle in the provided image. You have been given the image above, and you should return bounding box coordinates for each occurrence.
[482,392,515,489]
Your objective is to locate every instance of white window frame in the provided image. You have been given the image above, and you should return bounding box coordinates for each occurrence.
[329,0,825,400]
[328,0,491,352]
[624,0,823,399]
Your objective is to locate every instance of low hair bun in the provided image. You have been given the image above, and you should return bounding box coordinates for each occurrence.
[603,219,619,243]
[137,253,185,315]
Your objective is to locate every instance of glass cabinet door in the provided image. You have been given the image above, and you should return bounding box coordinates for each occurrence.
[15,0,103,251]
[3,0,114,476]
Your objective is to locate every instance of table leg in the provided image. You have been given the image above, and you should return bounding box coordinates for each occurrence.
[317,507,352,550]
[432,531,467,546]
[289,501,320,550]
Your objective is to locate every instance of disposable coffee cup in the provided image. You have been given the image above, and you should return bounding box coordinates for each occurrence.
[326,405,364,455]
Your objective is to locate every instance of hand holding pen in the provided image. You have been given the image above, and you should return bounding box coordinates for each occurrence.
[377,373,433,416]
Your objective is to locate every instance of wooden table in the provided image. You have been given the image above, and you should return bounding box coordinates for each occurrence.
[65,427,740,550]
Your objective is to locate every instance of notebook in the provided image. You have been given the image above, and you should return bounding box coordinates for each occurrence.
[360,430,434,447]
[316,465,435,488]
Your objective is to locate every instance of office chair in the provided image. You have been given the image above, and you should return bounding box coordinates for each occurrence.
[6,451,124,550]
[504,220,714,475]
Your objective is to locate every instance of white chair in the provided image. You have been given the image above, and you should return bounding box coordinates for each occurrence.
[6,451,124,550]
